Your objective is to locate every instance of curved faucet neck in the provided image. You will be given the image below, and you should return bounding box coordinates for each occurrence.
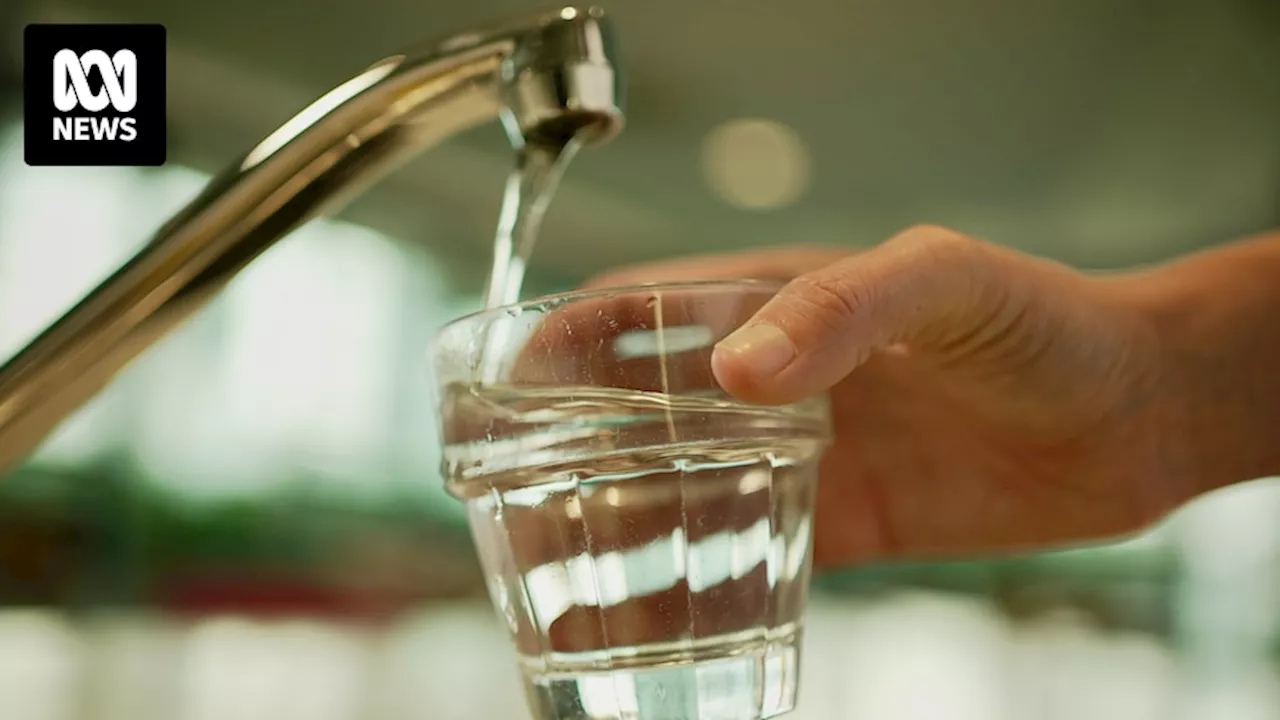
[0,5,624,474]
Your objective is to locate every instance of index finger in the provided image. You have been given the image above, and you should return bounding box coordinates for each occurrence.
[581,245,855,289]
[502,245,857,387]
[507,283,749,390]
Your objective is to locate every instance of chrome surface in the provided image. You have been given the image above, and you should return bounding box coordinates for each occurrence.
[0,5,624,473]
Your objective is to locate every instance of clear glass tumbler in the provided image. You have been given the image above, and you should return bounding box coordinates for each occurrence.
[431,280,832,720]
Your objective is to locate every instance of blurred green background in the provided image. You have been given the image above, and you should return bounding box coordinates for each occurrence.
[1,0,1280,717]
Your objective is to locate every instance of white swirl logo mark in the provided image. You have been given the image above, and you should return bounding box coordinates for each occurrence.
[52,49,137,113]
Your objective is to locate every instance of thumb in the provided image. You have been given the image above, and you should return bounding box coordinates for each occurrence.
[711,226,1018,404]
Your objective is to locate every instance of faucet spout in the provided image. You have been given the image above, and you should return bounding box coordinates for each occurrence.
[0,6,624,474]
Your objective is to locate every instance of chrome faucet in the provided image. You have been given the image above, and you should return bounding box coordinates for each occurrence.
[0,6,624,474]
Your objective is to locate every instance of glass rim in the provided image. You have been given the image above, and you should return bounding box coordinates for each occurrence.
[440,277,789,331]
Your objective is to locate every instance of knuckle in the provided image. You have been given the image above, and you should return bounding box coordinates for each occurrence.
[889,225,994,299]
[899,223,965,242]
[875,225,1014,336]
[891,224,979,259]
[786,270,875,328]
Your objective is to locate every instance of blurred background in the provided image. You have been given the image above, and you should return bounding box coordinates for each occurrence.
[1,0,1280,717]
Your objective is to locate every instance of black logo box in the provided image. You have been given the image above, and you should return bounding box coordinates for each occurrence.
[24,23,166,167]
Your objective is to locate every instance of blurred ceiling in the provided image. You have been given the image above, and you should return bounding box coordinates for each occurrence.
[3,0,1280,285]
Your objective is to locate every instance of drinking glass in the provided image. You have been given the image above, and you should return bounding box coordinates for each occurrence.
[431,280,832,720]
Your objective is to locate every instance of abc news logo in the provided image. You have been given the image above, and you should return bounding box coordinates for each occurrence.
[53,49,139,142]
[24,24,166,166]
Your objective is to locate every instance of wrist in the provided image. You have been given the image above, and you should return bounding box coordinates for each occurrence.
[1116,252,1280,501]
[1088,271,1203,513]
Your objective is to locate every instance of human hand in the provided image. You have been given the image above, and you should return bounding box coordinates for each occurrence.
[582,225,1189,568]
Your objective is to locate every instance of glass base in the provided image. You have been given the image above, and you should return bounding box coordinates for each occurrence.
[521,637,801,720]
